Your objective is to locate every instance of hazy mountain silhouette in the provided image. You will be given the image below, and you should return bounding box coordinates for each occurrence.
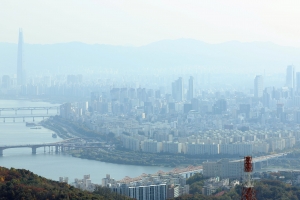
[1,39,300,75]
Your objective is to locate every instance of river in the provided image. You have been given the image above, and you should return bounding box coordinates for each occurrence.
[0,99,171,184]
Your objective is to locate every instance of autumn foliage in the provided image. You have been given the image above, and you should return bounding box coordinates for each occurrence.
[0,166,130,200]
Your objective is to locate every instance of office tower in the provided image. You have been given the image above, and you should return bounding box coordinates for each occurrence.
[172,77,183,102]
[296,72,300,93]
[286,65,295,89]
[254,75,263,98]
[17,29,24,85]
[187,76,194,101]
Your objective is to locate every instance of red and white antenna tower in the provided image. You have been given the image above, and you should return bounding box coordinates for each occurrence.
[241,156,256,200]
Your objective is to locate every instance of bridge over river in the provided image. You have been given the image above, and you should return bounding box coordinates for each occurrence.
[230,153,288,170]
[0,106,59,115]
[0,106,60,122]
[0,138,105,156]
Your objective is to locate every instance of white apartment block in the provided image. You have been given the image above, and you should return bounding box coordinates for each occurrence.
[186,143,219,155]
[284,137,296,148]
[252,142,269,153]
[203,159,243,179]
[120,135,140,151]
[219,143,253,155]
[72,175,96,192]
[162,141,182,154]
[268,138,286,151]
[141,140,162,153]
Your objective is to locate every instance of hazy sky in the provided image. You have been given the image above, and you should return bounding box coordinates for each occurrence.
[1,0,300,47]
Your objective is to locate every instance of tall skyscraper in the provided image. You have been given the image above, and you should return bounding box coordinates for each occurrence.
[254,75,263,98]
[286,65,295,89]
[187,76,194,101]
[172,77,183,102]
[17,29,24,85]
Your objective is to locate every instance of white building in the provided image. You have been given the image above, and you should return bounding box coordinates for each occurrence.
[254,75,264,98]
[72,175,96,192]
[121,135,140,151]
[162,141,182,154]
[220,143,253,155]
[186,143,219,155]
[203,159,243,179]
[141,140,162,153]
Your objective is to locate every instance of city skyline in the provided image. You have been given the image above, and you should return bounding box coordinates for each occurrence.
[2,2,300,199]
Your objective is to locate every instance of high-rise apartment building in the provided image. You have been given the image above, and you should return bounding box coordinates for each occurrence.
[254,75,263,98]
[286,65,295,89]
[17,29,24,85]
[172,77,183,102]
[187,76,193,101]
[203,159,243,179]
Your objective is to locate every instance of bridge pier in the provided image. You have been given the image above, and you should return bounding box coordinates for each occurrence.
[15,110,17,115]
[33,117,35,122]
[47,109,48,114]
[32,147,37,155]
[13,118,15,123]
[3,118,5,123]
[55,146,58,153]
[23,117,25,122]
[31,110,33,114]
[44,146,46,153]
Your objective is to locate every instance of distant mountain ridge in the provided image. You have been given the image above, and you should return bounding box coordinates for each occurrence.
[1,39,300,75]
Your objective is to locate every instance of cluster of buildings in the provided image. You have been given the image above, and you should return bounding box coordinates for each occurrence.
[202,177,239,196]
[49,66,300,160]
[102,166,201,200]
[4,33,300,184]
[119,128,297,155]
[60,103,298,156]
[59,175,97,192]
[58,166,202,199]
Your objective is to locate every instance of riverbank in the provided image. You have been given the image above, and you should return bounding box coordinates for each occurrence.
[40,117,245,167]
[0,99,173,183]
[71,148,204,168]
[40,117,201,167]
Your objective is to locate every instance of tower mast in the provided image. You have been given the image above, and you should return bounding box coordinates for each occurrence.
[241,156,256,200]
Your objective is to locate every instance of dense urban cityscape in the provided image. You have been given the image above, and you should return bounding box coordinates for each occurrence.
[2,1,300,199]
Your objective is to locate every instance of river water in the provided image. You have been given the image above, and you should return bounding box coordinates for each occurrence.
[0,100,171,184]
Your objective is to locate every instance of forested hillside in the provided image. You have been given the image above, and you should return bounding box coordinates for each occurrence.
[0,166,130,200]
